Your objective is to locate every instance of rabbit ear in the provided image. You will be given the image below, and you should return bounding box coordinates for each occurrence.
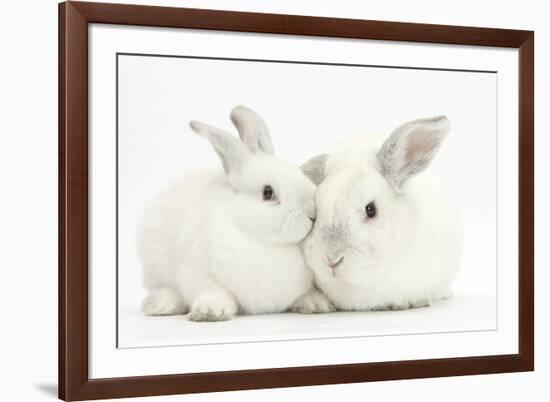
[230,105,275,155]
[377,116,450,191]
[190,120,249,175]
[301,154,329,185]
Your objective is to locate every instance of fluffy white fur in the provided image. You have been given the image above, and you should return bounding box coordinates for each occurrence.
[302,116,462,311]
[139,105,333,321]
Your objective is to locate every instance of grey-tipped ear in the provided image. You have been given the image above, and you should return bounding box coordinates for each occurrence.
[189,120,249,174]
[230,105,275,155]
[377,116,450,191]
[301,154,329,185]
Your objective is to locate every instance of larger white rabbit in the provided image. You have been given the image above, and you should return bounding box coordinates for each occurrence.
[302,116,462,311]
[139,105,334,321]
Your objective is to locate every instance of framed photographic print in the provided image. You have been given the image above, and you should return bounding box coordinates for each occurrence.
[59,1,534,400]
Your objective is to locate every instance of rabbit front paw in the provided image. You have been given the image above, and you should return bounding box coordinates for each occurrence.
[290,289,336,314]
[188,294,238,322]
[373,297,432,311]
[410,297,432,308]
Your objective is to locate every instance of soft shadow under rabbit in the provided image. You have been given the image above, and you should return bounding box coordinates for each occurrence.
[139,105,334,321]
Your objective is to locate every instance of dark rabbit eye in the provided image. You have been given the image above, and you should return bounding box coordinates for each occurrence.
[263,185,274,201]
[365,202,376,218]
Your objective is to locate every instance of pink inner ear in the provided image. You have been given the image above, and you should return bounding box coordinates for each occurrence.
[405,130,436,162]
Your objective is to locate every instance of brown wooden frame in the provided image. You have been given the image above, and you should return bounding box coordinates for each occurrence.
[59,1,534,400]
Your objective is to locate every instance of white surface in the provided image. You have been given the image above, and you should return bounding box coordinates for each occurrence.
[1,0,548,401]
[89,23,519,378]
[120,292,495,348]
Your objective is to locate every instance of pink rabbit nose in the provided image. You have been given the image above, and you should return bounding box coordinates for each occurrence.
[325,256,344,269]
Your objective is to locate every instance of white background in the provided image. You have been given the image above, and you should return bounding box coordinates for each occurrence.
[117,39,498,348]
[0,0,546,401]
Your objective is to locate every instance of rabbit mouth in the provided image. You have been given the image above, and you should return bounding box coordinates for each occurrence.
[304,220,315,238]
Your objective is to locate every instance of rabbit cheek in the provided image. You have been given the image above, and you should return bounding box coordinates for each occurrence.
[281,211,312,244]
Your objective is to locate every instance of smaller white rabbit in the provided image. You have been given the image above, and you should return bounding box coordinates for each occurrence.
[302,116,462,311]
[139,105,334,321]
